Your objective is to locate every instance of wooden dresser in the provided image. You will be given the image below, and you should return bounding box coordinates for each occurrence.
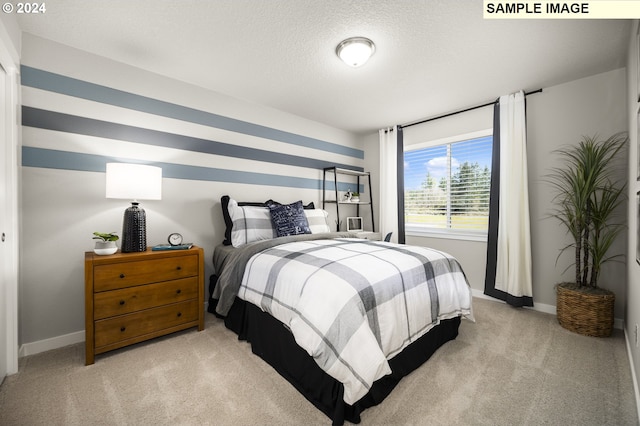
[84,246,204,365]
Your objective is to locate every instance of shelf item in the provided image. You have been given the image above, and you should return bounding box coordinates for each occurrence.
[322,167,375,232]
[84,246,204,365]
[152,243,194,251]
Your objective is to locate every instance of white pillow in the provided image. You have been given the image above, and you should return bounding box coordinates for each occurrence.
[304,209,331,233]
[228,198,276,247]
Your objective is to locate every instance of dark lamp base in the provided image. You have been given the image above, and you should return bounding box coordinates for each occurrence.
[121,202,147,253]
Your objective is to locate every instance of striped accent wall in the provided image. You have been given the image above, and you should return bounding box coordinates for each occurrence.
[20,65,364,191]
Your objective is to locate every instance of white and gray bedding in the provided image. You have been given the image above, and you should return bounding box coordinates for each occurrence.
[212,233,474,405]
[212,232,354,315]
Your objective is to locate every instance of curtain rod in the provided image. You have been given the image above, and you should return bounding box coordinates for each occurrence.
[399,88,543,130]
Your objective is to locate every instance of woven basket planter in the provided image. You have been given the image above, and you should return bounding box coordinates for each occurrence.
[556,283,614,337]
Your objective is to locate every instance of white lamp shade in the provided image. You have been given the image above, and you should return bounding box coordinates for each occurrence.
[336,37,375,67]
[105,163,162,200]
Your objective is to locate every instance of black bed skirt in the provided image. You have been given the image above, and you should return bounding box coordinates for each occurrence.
[217,294,461,425]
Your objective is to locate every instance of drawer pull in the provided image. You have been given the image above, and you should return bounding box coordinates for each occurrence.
[119,274,125,279]
[177,312,182,317]
[120,326,126,332]
[119,300,125,306]
[176,289,181,294]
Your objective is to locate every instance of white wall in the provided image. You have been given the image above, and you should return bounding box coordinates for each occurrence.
[362,131,379,233]
[0,11,20,64]
[625,20,640,418]
[0,13,20,375]
[19,34,364,352]
[528,68,628,313]
[365,68,629,319]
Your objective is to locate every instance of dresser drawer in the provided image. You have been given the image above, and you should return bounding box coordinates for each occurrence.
[94,277,198,320]
[94,299,198,349]
[94,255,198,292]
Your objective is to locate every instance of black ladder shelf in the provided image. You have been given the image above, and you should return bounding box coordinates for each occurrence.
[322,166,375,232]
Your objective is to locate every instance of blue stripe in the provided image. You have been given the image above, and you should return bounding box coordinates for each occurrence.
[22,106,364,172]
[21,65,364,159]
[21,146,360,192]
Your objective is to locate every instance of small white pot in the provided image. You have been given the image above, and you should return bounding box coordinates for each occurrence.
[94,240,118,255]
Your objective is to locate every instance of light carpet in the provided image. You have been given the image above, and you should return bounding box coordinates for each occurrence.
[0,297,637,425]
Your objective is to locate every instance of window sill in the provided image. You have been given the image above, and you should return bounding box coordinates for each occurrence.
[405,225,488,242]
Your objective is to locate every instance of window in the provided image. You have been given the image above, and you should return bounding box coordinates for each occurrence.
[404,131,492,240]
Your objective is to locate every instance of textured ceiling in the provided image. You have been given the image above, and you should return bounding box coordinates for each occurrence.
[16,1,631,135]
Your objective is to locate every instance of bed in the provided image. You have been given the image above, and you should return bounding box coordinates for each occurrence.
[208,196,474,424]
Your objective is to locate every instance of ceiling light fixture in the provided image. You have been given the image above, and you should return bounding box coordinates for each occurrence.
[336,37,375,68]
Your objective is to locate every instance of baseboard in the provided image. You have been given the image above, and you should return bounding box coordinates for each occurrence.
[19,330,85,358]
[18,303,212,358]
[624,326,640,423]
[18,296,623,358]
[471,289,555,313]
[471,289,624,330]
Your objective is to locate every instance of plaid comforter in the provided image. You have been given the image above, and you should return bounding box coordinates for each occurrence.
[237,238,474,405]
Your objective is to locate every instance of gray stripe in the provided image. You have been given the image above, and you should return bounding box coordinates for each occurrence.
[21,65,364,159]
[261,242,382,344]
[302,239,444,323]
[364,241,441,322]
[22,106,363,172]
[255,244,377,391]
[326,241,413,341]
[22,146,358,191]
[239,281,372,392]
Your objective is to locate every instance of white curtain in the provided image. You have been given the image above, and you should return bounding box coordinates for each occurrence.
[379,126,398,243]
[492,91,533,302]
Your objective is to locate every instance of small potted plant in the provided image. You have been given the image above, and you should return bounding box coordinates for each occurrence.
[93,232,119,255]
[351,192,360,203]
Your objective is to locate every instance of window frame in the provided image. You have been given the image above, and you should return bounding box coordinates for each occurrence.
[404,129,493,242]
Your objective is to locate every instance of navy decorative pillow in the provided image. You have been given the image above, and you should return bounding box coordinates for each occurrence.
[269,200,311,237]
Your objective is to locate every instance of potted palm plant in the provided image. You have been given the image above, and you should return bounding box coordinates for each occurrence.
[547,132,627,337]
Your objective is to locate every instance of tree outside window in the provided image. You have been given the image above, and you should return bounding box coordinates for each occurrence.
[404,135,492,233]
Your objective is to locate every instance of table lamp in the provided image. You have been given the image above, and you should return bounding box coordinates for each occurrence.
[105,163,162,252]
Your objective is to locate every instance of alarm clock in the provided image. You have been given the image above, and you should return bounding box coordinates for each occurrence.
[168,232,183,246]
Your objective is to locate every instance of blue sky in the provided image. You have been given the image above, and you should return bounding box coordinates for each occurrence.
[404,135,493,190]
